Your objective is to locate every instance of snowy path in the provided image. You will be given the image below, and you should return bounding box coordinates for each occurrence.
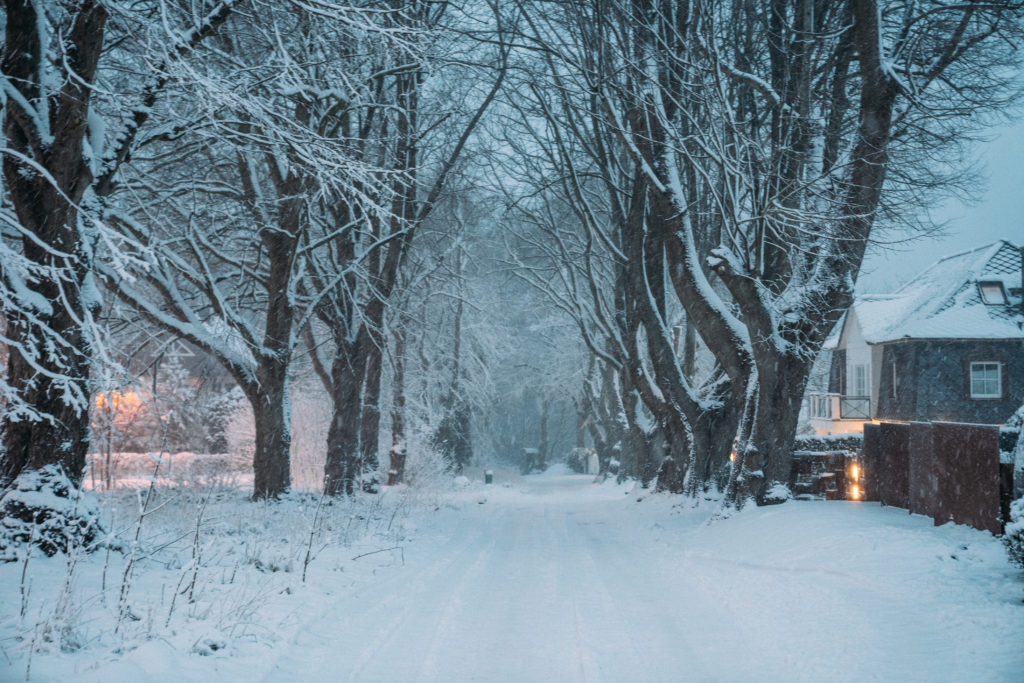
[263,473,720,682]
[254,470,1023,682]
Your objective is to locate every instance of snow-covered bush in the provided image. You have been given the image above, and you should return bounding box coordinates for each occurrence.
[1004,497,1024,569]
[89,359,241,487]
[793,433,863,453]
[84,452,250,488]
[1003,405,1023,500]
[566,447,591,473]
[762,482,793,505]
[1005,412,1024,568]
[0,466,101,560]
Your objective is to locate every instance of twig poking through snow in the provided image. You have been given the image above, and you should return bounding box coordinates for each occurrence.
[351,546,404,565]
[303,488,328,584]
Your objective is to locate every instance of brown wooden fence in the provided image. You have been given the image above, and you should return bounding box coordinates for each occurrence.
[862,421,1003,534]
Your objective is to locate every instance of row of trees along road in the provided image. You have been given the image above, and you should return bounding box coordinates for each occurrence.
[1,0,1022,553]
[500,0,1023,505]
[0,0,507,552]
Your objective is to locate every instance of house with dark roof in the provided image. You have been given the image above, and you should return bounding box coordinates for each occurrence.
[808,240,1024,436]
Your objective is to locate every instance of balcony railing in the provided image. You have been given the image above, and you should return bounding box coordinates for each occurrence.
[808,393,835,419]
[807,393,871,421]
[839,395,871,419]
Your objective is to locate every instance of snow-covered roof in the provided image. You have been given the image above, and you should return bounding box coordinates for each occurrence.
[836,240,1024,346]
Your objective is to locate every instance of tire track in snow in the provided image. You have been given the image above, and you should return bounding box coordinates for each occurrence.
[259,504,489,682]
[412,510,504,680]
[268,477,738,681]
[569,511,718,681]
[341,519,497,682]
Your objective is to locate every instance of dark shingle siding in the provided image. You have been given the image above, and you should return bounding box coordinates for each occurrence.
[877,339,1024,425]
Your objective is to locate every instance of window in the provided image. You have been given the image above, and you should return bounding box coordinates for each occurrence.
[809,395,832,419]
[891,362,897,400]
[978,281,1007,305]
[970,362,1001,399]
[821,395,831,419]
[852,364,868,397]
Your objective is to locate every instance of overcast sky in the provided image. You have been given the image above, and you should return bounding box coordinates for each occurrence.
[859,118,1024,292]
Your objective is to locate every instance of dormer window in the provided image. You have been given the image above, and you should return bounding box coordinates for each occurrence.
[977,281,1007,305]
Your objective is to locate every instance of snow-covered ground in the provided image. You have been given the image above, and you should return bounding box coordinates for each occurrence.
[2,466,1022,681]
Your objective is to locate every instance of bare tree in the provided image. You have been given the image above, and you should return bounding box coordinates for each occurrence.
[96,1,422,498]
[0,0,237,549]
[510,0,1023,504]
[305,0,508,495]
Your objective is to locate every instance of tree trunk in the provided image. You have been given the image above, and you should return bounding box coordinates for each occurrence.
[0,0,109,555]
[732,356,812,505]
[246,203,299,498]
[250,374,291,499]
[0,0,107,491]
[682,319,697,381]
[324,344,365,496]
[575,400,588,450]
[590,365,625,475]
[434,270,473,473]
[388,327,408,486]
[538,397,551,470]
[1,308,92,488]
[358,343,383,493]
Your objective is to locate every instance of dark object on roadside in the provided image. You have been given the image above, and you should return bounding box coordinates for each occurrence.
[520,448,546,475]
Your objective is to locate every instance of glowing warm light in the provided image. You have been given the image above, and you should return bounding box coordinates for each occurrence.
[851,484,861,500]
[729,451,736,462]
[850,464,859,480]
[94,390,143,413]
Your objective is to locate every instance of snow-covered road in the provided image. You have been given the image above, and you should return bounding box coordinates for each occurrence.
[31,467,1022,682]
[263,472,721,682]
[257,469,1024,682]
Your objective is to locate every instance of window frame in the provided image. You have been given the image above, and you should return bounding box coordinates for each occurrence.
[891,362,897,400]
[851,363,868,397]
[977,281,1007,306]
[969,361,1002,399]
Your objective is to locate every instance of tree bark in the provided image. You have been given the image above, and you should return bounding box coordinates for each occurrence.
[0,0,107,489]
[249,374,291,499]
[388,326,408,485]
[324,341,366,496]
[358,342,383,492]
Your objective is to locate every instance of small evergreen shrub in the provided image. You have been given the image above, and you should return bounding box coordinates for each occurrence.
[1004,496,1024,569]
[793,433,862,453]
[0,465,102,560]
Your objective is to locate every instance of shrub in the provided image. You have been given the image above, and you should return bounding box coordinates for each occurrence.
[1005,496,1024,569]
[0,465,101,560]
[793,433,862,453]
[566,447,595,473]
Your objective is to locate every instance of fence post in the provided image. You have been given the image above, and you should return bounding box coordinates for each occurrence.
[931,422,1001,534]
[907,422,936,518]
[862,422,881,502]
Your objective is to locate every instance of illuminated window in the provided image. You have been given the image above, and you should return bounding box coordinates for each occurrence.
[978,281,1007,305]
[970,362,1001,399]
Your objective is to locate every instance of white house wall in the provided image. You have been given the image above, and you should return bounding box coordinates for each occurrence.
[871,344,883,420]
[841,308,873,398]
